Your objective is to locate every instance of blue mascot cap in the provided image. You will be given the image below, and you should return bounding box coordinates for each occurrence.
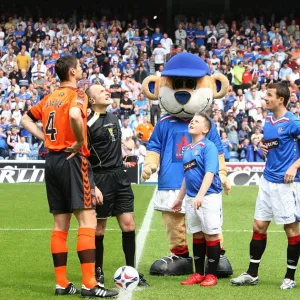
[161,53,211,78]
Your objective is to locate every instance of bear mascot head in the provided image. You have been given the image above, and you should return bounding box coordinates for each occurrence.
[142,52,229,119]
[141,52,233,278]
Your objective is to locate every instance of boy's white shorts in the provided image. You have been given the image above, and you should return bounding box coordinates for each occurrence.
[185,193,223,235]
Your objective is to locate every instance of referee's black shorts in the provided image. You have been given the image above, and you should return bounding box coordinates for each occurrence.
[93,168,134,219]
[45,152,96,214]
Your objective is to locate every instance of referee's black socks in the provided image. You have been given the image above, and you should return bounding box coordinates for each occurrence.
[122,231,136,267]
[95,235,104,271]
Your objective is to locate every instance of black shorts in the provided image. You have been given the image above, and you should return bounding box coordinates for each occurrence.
[45,152,96,214]
[93,168,134,219]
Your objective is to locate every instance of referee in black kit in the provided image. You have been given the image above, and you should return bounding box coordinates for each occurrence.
[86,84,150,288]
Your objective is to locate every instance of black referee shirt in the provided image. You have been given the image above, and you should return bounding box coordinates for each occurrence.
[87,111,123,170]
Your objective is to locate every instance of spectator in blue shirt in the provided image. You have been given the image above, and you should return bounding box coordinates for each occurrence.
[82,40,94,53]
[186,22,195,48]
[221,132,233,162]
[246,137,264,162]
[142,30,151,47]
[0,126,7,158]
[14,24,24,44]
[0,117,8,134]
[151,27,163,49]
[194,24,206,47]
[60,47,72,57]
[135,93,149,116]
[118,56,127,74]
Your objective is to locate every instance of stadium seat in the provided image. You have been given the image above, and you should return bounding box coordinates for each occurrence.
[229,151,239,159]
[229,158,239,162]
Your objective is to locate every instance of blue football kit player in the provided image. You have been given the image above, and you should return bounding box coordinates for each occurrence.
[173,113,222,287]
[231,83,300,289]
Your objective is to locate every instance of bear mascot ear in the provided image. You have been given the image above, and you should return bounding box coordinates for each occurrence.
[211,73,229,99]
[142,75,161,100]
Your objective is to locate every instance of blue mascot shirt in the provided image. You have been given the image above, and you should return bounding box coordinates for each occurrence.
[147,114,224,190]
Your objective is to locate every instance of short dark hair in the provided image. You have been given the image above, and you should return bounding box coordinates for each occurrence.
[55,56,78,82]
[194,112,212,134]
[267,82,290,107]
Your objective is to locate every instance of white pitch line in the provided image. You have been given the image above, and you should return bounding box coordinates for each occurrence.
[117,186,157,300]
[0,228,124,231]
[0,228,286,233]
[222,229,285,233]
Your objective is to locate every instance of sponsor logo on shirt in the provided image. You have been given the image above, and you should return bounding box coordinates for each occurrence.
[176,136,189,159]
[264,138,279,149]
[184,159,196,172]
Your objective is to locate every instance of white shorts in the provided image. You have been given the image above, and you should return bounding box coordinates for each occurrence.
[185,193,223,235]
[153,190,186,213]
[294,183,300,221]
[254,176,300,225]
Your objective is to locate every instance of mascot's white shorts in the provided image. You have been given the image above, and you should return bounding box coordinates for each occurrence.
[153,190,186,213]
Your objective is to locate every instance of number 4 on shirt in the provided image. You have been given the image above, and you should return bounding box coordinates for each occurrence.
[45,111,57,141]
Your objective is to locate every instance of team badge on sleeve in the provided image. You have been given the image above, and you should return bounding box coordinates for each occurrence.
[75,99,84,106]
[76,90,85,100]
[74,90,86,108]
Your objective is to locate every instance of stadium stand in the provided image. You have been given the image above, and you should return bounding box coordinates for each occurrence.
[0,11,299,162]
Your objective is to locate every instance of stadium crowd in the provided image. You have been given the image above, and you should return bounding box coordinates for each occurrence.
[0,12,299,163]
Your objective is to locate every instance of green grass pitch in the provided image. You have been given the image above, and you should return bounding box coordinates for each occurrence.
[0,184,299,300]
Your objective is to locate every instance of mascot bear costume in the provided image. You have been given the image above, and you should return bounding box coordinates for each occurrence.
[141,53,233,277]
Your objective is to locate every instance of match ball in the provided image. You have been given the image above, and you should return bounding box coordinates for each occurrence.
[114,266,139,291]
[153,16,157,19]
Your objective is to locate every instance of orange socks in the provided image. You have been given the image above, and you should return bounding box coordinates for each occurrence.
[77,228,98,289]
[51,230,69,288]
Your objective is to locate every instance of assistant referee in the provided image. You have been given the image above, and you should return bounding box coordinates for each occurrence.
[86,84,150,288]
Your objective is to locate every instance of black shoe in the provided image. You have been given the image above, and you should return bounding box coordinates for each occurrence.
[55,282,80,295]
[150,254,193,276]
[95,267,105,287]
[138,273,150,287]
[81,284,118,298]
